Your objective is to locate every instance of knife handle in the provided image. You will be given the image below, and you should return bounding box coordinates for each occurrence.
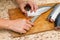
[55,13,60,26]
[55,13,60,30]
[47,4,60,22]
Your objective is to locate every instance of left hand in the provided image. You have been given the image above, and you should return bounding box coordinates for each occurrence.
[16,0,38,14]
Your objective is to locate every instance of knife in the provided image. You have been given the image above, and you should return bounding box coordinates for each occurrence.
[31,4,58,23]
[25,4,57,23]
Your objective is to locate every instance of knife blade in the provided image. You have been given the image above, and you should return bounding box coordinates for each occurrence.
[30,6,51,22]
[27,6,51,16]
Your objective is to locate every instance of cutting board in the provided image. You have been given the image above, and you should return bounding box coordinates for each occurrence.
[8,4,56,37]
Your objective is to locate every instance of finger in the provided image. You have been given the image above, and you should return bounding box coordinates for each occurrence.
[27,20,34,25]
[26,24,32,28]
[28,3,34,12]
[23,25,30,30]
[11,27,26,33]
[20,29,26,33]
[33,4,38,12]
[20,6,27,14]
[16,28,26,33]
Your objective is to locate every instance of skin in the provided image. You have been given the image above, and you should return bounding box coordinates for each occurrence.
[16,0,38,13]
[0,0,38,33]
[0,19,34,33]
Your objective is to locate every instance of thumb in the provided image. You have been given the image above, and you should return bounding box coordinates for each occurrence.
[20,6,27,14]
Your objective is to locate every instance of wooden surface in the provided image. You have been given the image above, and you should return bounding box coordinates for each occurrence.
[8,4,55,37]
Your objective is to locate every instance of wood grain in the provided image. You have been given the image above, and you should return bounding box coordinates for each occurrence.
[8,4,55,37]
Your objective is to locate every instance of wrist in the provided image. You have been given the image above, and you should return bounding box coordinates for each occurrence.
[0,19,11,29]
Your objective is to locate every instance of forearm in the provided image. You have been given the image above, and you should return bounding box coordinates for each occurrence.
[0,18,10,29]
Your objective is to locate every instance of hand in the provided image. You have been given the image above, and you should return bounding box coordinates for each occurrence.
[16,0,38,14]
[6,19,34,33]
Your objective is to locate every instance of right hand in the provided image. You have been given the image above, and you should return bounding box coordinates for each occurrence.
[6,19,34,33]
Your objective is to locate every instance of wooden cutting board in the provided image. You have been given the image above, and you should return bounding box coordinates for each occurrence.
[8,4,56,37]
